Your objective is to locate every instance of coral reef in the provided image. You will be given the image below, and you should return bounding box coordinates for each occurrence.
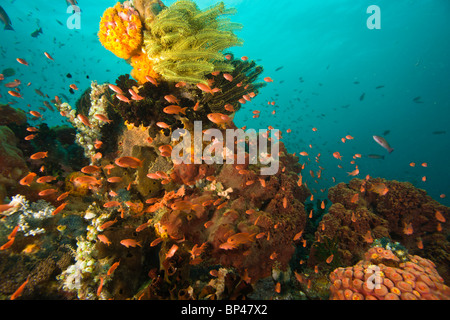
[329,244,450,300]
[57,81,114,161]
[0,104,27,126]
[2,0,448,302]
[310,178,450,283]
[1,194,55,237]
[0,126,29,202]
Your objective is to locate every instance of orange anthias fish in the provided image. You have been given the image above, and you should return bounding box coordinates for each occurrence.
[326,254,334,264]
[81,165,100,174]
[77,114,91,128]
[156,122,171,129]
[224,103,235,112]
[97,234,112,246]
[108,84,124,95]
[219,232,256,250]
[5,79,21,88]
[44,52,54,61]
[116,94,130,103]
[207,113,231,125]
[0,237,15,250]
[10,275,30,300]
[403,222,414,235]
[223,73,234,82]
[103,201,121,208]
[24,134,37,141]
[97,276,104,297]
[38,188,58,197]
[332,152,342,160]
[19,172,37,186]
[163,105,187,115]
[120,239,142,248]
[0,204,14,213]
[164,94,179,104]
[435,210,446,223]
[107,260,120,276]
[363,230,373,243]
[129,88,144,101]
[370,182,389,196]
[115,156,142,169]
[8,90,23,98]
[94,114,113,124]
[29,110,43,118]
[16,58,28,66]
[170,200,192,212]
[8,225,19,240]
[347,166,360,176]
[145,75,159,86]
[99,218,118,231]
[57,191,71,201]
[165,244,179,259]
[30,151,48,160]
[196,83,220,95]
[107,177,123,183]
[52,202,68,216]
[74,175,100,185]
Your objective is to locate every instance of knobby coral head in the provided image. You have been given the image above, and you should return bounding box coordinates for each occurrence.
[98,2,143,60]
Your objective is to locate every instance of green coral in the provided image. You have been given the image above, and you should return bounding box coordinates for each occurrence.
[143,0,243,84]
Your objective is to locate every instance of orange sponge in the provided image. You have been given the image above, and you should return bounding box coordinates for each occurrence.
[130,52,160,85]
[98,2,143,60]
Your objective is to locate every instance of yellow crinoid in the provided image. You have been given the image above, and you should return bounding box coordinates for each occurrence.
[130,51,160,85]
[143,0,244,84]
[98,2,143,60]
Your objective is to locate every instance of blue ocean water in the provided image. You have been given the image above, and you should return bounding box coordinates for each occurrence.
[0,0,448,205]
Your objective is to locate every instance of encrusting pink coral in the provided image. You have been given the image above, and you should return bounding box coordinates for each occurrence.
[329,246,450,300]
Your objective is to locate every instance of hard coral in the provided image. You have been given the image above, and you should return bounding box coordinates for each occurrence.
[313,178,450,283]
[98,2,143,59]
[0,125,29,202]
[329,246,450,300]
[0,104,27,126]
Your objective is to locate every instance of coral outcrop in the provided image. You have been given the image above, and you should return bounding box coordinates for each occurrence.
[310,178,450,284]
[329,245,450,300]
